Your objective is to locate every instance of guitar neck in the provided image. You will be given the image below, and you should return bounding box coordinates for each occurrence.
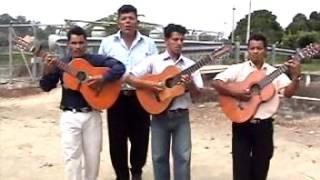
[180,45,231,76]
[181,54,213,75]
[258,65,289,88]
[168,53,214,86]
[168,45,230,85]
[36,50,77,76]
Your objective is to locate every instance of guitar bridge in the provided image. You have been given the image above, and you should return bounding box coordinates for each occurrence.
[154,92,161,102]
[238,101,244,110]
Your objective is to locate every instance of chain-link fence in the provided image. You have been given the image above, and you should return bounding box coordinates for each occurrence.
[0,23,64,86]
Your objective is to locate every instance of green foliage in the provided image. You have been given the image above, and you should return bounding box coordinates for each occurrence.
[281,31,320,48]
[308,11,320,31]
[233,10,283,44]
[282,11,320,48]
[286,13,310,33]
[301,59,320,72]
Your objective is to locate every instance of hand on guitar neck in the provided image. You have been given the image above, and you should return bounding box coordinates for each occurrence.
[284,59,301,79]
[15,36,57,75]
[42,54,57,75]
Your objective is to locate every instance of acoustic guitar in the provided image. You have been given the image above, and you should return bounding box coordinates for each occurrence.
[14,37,121,110]
[218,43,320,123]
[136,45,232,114]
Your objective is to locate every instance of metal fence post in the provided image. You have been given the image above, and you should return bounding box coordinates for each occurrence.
[271,44,276,65]
[235,41,240,62]
[8,24,13,84]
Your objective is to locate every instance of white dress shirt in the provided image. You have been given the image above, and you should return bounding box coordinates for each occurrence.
[214,60,292,119]
[131,50,204,110]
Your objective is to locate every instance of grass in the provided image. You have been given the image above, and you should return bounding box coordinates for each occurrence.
[266,55,320,73]
[0,54,33,65]
[301,60,320,72]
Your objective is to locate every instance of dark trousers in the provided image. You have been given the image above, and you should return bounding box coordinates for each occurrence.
[232,118,274,180]
[107,92,150,180]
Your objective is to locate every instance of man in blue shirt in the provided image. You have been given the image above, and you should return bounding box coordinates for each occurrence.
[98,4,158,180]
[40,26,125,180]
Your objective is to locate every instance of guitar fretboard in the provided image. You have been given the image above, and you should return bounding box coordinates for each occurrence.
[169,46,230,86]
[256,48,307,88]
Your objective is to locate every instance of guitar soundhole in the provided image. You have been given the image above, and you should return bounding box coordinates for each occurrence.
[251,84,261,95]
[76,71,87,82]
[165,78,175,88]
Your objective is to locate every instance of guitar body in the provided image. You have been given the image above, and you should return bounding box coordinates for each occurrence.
[136,65,186,114]
[219,70,276,123]
[63,59,121,110]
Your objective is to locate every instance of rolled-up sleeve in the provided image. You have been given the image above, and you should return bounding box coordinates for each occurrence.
[214,64,240,82]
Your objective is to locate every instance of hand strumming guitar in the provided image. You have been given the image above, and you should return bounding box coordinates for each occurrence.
[147,81,165,92]
[230,87,252,101]
[86,75,105,91]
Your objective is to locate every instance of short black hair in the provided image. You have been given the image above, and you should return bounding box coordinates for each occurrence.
[67,26,87,41]
[118,4,137,17]
[248,34,268,48]
[163,23,188,39]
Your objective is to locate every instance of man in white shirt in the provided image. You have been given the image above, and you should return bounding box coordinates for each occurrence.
[212,34,301,180]
[126,23,204,180]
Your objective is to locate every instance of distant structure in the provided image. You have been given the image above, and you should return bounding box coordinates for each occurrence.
[54,19,224,41]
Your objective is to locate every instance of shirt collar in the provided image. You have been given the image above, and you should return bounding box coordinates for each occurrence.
[162,50,185,64]
[114,30,143,42]
[248,60,268,70]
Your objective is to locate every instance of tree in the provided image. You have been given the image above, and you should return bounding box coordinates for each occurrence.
[232,10,283,45]
[281,31,320,49]
[309,11,320,31]
[286,13,310,33]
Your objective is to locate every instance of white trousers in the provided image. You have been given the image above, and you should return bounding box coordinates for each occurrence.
[60,110,102,180]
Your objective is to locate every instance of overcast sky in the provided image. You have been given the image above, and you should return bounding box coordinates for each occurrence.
[1,0,319,36]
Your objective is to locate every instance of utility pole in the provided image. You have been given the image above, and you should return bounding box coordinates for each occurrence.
[231,6,236,43]
[245,0,252,44]
[245,0,252,60]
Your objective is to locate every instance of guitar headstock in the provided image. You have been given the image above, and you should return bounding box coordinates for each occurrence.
[211,43,233,59]
[294,42,320,61]
[14,36,41,56]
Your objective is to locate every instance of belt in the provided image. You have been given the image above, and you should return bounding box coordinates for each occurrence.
[168,108,188,113]
[154,108,189,117]
[249,117,274,124]
[62,107,92,113]
[121,90,136,96]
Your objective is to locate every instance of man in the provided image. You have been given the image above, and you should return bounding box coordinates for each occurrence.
[126,23,204,180]
[39,26,125,180]
[98,4,158,180]
[212,34,301,180]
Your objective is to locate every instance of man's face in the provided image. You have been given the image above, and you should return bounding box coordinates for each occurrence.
[165,32,184,56]
[68,34,87,58]
[248,40,267,64]
[117,12,138,34]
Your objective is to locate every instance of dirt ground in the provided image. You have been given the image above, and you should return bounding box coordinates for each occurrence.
[0,87,320,180]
